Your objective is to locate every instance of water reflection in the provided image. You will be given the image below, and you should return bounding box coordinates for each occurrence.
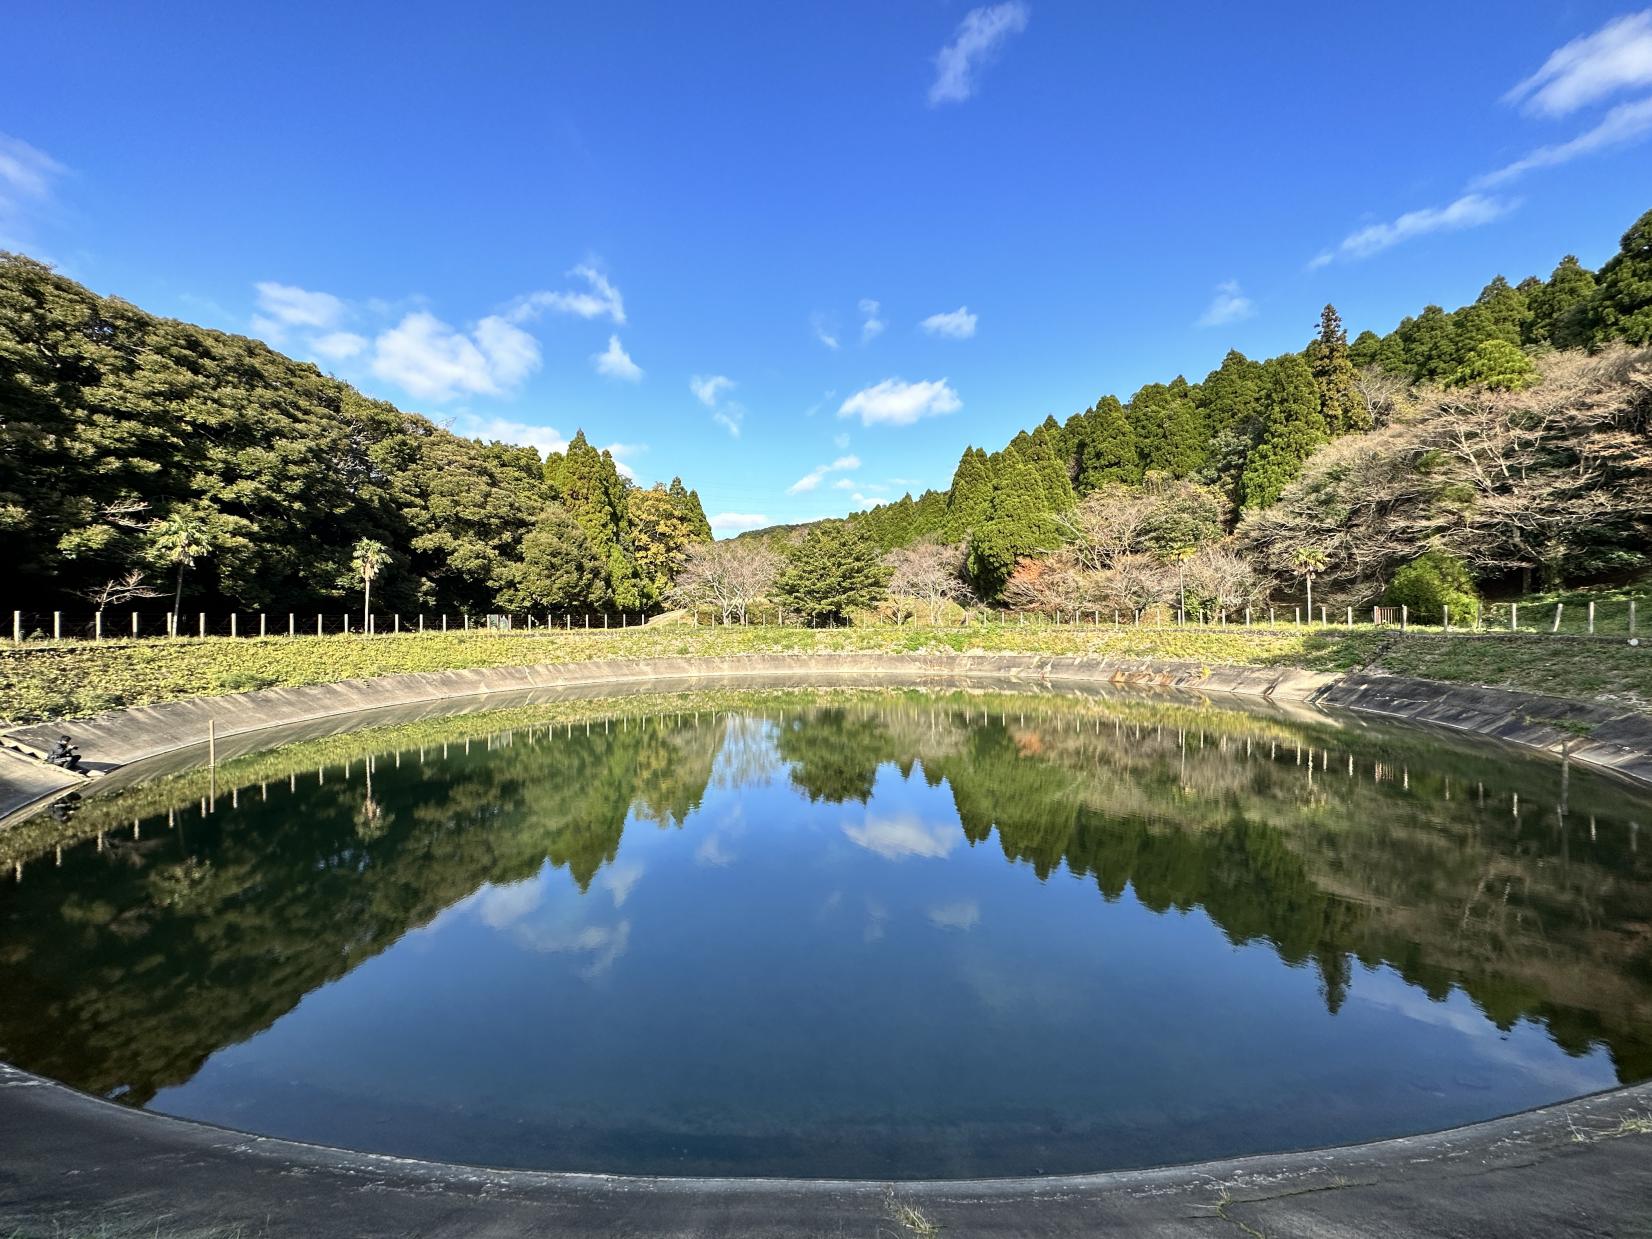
[1,688,1649,1177]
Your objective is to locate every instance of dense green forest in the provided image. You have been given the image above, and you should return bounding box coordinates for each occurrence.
[825,206,1652,606]
[0,254,712,613]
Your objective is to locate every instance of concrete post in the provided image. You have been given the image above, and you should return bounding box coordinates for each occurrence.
[316,614,322,636]
[1632,600,1638,636]
[1401,606,1408,632]
[53,612,61,641]
[1553,603,1564,632]
[1588,601,1595,633]
[1511,603,1517,631]
[198,613,205,638]
[132,611,139,638]
[13,611,20,645]
[1346,607,1353,626]
[95,611,102,641]
[230,613,237,638]
[260,613,267,637]
[1443,605,1450,632]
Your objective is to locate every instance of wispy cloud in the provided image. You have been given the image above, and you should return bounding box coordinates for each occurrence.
[859,297,885,343]
[443,415,643,476]
[920,306,978,339]
[510,265,626,325]
[1309,193,1515,268]
[832,431,851,449]
[1196,280,1255,327]
[252,281,348,339]
[709,512,769,535]
[811,312,840,350]
[371,310,541,401]
[713,403,745,438]
[788,454,861,494]
[1475,94,1652,187]
[839,378,961,427]
[310,331,368,361]
[0,132,65,250]
[929,3,1030,105]
[592,334,642,382]
[1504,9,1652,117]
[690,373,735,406]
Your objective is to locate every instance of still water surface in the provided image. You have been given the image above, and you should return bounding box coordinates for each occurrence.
[3,688,1650,1177]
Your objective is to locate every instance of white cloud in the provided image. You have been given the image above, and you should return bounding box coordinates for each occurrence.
[831,477,857,490]
[929,2,1030,105]
[1504,10,1652,117]
[838,378,961,427]
[0,132,65,250]
[448,414,571,459]
[1474,94,1652,187]
[843,813,957,860]
[1310,193,1515,267]
[253,281,347,331]
[811,312,840,350]
[833,431,851,449]
[592,334,642,382]
[713,402,745,438]
[690,373,735,406]
[920,306,978,338]
[859,297,885,343]
[309,331,369,361]
[510,264,626,325]
[710,512,770,535]
[928,899,981,930]
[0,132,63,203]
[370,310,542,401]
[695,833,737,867]
[1196,280,1256,327]
[787,454,862,494]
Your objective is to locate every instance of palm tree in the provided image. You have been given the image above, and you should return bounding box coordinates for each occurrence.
[150,515,211,636]
[1292,547,1328,623]
[352,538,389,632]
[1168,545,1197,623]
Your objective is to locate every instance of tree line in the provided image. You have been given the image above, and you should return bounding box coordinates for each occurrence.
[803,206,1652,612]
[0,254,713,614]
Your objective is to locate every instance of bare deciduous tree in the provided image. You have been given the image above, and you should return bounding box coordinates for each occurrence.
[884,540,972,624]
[669,539,782,624]
[80,570,163,610]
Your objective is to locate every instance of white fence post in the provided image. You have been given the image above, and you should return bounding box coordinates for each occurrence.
[1588,601,1596,634]
[230,613,237,638]
[1553,603,1564,632]
[132,611,139,638]
[53,612,61,641]
[94,611,102,641]
[198,612,205,639]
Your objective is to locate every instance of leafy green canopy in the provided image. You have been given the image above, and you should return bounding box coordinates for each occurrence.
[0,255,709,611]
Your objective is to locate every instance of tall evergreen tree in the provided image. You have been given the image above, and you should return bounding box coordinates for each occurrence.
[1072,395,1141,491]
[1129,381,1205,477]
[1240,355,1327,510]
[774,522,889,625]
[1577,207,1652,347]
[1305,305,1369,434]
[1525,255,1597,348]
[944,447,995,539]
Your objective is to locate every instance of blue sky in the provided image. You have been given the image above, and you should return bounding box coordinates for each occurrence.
[4,2,1651,534]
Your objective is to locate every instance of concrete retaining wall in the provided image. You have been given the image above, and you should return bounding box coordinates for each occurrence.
[2,654,1649,828]
[1317,671,1652,786]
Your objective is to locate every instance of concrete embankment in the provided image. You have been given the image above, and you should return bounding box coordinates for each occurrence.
[0,653,1336,823]
[2,653,1649,827]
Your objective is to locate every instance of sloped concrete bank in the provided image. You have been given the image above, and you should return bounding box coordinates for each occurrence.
[1318,670,1652,786]
[3,1063,1651,1237]
[0,652,1337,823]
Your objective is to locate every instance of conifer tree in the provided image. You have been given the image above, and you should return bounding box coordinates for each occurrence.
[1525,255,1596,348]
[1239,354,1327,510]
[1576,207,1652,346]
[944,447,995,540]
[1072,395,1140,491]
[774,522,889,625]
[1305,305,1369,433]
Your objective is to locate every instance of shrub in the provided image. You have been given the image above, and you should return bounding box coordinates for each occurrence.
[1384,552,1480,624]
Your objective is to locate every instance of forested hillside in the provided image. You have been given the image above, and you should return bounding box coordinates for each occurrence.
[838,207,1652,606]
[0,255,711,613]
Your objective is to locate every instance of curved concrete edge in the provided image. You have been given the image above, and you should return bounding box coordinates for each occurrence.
[0,653,1339,823]
[1318,670,1652,786]
[4,1063,1652,1236]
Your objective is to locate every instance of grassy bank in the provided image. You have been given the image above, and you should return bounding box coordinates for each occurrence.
[0,625,1646,724]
